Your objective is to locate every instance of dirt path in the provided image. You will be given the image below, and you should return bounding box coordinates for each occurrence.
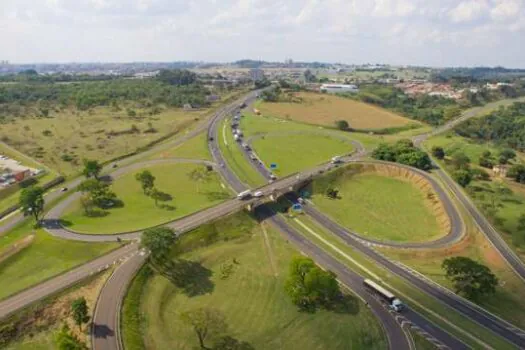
[260,222,278,276]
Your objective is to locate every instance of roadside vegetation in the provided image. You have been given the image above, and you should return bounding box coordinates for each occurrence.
[0,69,241,176]
[1,271,109,350]
[308,164,445,243]
[61,162,230,234]
[425,132,525,261]
[122,212,386,350]
[148,132,212,161]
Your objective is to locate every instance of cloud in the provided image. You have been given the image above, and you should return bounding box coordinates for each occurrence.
[0,0,524,67]
[448,0,489,23]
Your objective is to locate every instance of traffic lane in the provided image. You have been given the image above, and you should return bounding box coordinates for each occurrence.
[402,309,469,350]
[261,209,410,350]
[304,204,525,348]
[0,243,139,320]
[92,252,147,350]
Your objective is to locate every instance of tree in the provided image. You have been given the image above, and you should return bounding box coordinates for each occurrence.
[77,179,116,209]
[188,167,212,193]
[140,226,176,261]
[71,297,90,331]
[479,151,494,169]
[303,69,317,83]
[326,188,339,199]
[451,152,470,170]
[19,186,45,223]
[397,150,432,170]
[150,187,163,207]
[499,149,516,164]
[55,324,87,350]
[507,164,525,184]
[284,256,340,310]
[135,170,156,195]
[335,120,350,131]
[180,307,228,349]
[431,146,445,160]
[442,257,498,302]
[82,159,102,179]
[452,169,472,187]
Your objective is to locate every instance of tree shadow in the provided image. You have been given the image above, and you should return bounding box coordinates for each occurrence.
[159,204,176,211]
[155,258,214,297]
[59,219,73,227]
[212,336,255,350]
[92,324,114,339]
[324,294,360,315]
[204,191,231,201]
[155,191,173,202]
[85,209,109,218]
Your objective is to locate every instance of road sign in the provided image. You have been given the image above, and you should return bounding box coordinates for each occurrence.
[292,203,302,212]
[270,163,278,169]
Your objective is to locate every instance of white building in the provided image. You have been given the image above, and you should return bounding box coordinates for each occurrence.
[320,84,359,94]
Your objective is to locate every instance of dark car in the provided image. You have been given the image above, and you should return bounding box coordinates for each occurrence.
[209,136,214,141]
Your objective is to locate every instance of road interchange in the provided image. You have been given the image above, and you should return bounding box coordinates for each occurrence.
[1,90,525,349]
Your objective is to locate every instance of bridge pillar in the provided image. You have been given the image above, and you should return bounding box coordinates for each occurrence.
[246,203,253,212]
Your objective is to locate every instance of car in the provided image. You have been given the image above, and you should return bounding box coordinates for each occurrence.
[112,163,118,168]
[269,174,277,180]
[60,187,68,192]
[253,191,263,198]
[250,154,257,160]
[209,136,214,141]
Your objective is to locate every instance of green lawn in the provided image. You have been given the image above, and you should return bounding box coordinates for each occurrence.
[252,133,354,176]
[218,117,266,187]
[310,169,443,243]
[0,223,118,300]
[122,212,386,350]
[61,163,231,234]
[148,131,212,161]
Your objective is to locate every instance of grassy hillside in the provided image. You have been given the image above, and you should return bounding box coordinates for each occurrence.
[122,212,386,350]
[258,92,419,130]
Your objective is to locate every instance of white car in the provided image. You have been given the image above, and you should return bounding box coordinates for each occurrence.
[253,191,263,198]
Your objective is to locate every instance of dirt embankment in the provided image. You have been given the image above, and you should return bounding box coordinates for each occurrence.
[310,163,451,236]
[0,235,35,265]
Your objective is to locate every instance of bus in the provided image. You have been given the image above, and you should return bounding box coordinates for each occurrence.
[363,279,405,312]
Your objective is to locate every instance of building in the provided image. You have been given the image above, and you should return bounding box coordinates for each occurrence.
[320,84,359,94]
[250,69,265,81]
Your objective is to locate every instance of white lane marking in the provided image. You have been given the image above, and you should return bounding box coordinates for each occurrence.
[293,218,381,280]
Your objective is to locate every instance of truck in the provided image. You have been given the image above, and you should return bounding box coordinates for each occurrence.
[237,190,252,200]
[363,279,405,312]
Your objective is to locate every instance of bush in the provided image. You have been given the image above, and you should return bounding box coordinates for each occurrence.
[335,120,350,131]
[453,169,472,187]
[372,139,431,170]
[431,146,445,160]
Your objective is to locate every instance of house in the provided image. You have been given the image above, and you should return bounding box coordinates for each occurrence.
[492,165,508,178]
[320,84,359,94]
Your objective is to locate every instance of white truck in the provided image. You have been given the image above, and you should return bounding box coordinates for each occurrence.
[237,190,252,200]
[363,279,405,312]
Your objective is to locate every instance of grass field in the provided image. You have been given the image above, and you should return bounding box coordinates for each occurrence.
[241,113,389,151]
[252,133,354,176]
[257,92,419,130]
[309,166,444,243]
[1,106,209,176]
[0,221,118,300]
[148,132,212,161]
[218,118,266,187]
[122,212,386,350]
[61,162,230,234]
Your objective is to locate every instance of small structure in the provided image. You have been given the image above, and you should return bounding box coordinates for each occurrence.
[492,165,508,178]
[205,94,221,102]
[183,103,194,111]
[320,84,359,94]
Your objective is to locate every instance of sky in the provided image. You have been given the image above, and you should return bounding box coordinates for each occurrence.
[1,0,525,67]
